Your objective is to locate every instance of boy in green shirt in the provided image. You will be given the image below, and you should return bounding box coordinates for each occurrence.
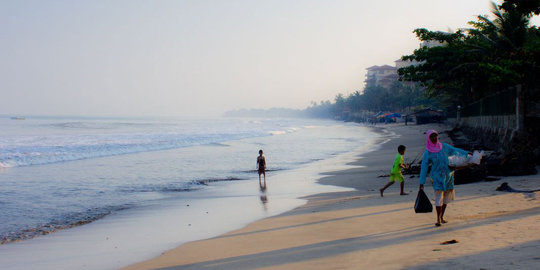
[380,145,409,197]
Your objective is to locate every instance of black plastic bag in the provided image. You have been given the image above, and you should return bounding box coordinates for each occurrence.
[414,189,433,213]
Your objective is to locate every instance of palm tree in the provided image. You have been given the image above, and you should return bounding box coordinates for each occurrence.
[463,1,534,94]
[470,2,530,53]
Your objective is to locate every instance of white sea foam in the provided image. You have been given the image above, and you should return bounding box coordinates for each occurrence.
[269,130,286,135]
[0,119,264,167]
[0,116,378,265]
[0,161,12,168]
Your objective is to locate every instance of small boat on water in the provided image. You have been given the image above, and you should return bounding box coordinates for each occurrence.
[10,117,26,120]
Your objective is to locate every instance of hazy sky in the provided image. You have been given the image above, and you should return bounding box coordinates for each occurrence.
[1,0,538,117]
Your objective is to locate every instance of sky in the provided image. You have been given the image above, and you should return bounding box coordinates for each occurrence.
[1,0,538,118]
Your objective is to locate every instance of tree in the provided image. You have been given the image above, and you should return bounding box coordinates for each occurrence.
[500,0,540,15]
[345,91,363,112]
[333,94,346,115]
[399,0,539,108]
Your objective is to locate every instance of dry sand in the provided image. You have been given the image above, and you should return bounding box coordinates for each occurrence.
[123,123,540,270]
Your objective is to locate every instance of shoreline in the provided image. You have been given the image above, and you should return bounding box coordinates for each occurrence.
[123,123,540,270]
[0,121,383,270]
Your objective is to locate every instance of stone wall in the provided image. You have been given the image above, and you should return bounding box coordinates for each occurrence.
[449,114,518,151]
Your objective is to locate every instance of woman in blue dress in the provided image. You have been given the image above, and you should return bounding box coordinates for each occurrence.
[419,130,469,227]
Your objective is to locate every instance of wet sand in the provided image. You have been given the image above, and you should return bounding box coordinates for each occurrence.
[123,123,540,270]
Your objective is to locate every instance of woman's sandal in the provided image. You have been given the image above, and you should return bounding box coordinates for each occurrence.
[435,223,441,227]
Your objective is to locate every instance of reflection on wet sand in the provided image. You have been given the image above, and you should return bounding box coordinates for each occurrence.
[259,179,268,210]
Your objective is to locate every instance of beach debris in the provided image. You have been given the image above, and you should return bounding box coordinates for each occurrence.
[440,239,459,245]
[469,150,483,165]
[495,182,540,193]
[448,151,483,170]
[448,127,538,176]
[1,214,109,245]
[432,248,442,251]
[377,161,421,177]
[403,152,422,175]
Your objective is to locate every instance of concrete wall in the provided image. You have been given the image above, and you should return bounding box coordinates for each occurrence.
[459,115,517,131]
[449,114,518,151]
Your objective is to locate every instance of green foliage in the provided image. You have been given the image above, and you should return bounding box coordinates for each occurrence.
[399,0,540,107]
[500,0,540,16]
[304,82,439,119]
[305,0,539,120]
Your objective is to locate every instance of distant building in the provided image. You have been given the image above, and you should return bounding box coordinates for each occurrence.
[365,41,442,89]
[394,58,416,69]
[421,40,444,48]
[394,58,420,87]
[365,65,398,89]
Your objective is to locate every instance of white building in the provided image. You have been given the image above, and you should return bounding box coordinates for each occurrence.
[365,65,398,89]
[394,58,416,69]
[421,40,444,48]
[365,41,442,89]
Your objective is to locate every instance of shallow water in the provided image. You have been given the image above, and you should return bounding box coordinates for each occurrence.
[0,116,381,269]
[0,117,376,241]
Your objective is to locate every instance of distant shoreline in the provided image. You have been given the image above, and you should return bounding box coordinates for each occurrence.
[122,122,540,270]
[0,119,378,270]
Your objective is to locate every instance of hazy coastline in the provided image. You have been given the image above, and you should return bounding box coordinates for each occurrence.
[0,117,383,270]
[123,122,540,270]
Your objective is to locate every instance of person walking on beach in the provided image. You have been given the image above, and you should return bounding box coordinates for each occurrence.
[380,145,409,197]
[419,130,469,227]
[257,149,266,182]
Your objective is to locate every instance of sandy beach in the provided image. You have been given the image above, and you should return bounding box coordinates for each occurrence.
[123,123,540,270]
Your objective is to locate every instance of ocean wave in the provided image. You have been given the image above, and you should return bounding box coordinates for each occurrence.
[1,204,132,245]
[118,182,201,193]
[0,162,12,168]
[0,117,376,251]
[117,177,247,193]
[0,118,317,168]
[0,133,255,168]
[194,177,245,185]
[268,127,301,136]
[208,142,231,147]
[45,121,171,130]
[269,130,286,135]
[48,122,115,130]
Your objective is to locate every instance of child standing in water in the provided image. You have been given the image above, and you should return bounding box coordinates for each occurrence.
[257,150,266,182]
[380,145,409,197]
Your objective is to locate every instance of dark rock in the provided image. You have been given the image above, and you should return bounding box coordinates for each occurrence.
[454,165,487,185]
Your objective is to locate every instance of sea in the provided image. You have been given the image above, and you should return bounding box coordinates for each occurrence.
[0,116,382,269]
